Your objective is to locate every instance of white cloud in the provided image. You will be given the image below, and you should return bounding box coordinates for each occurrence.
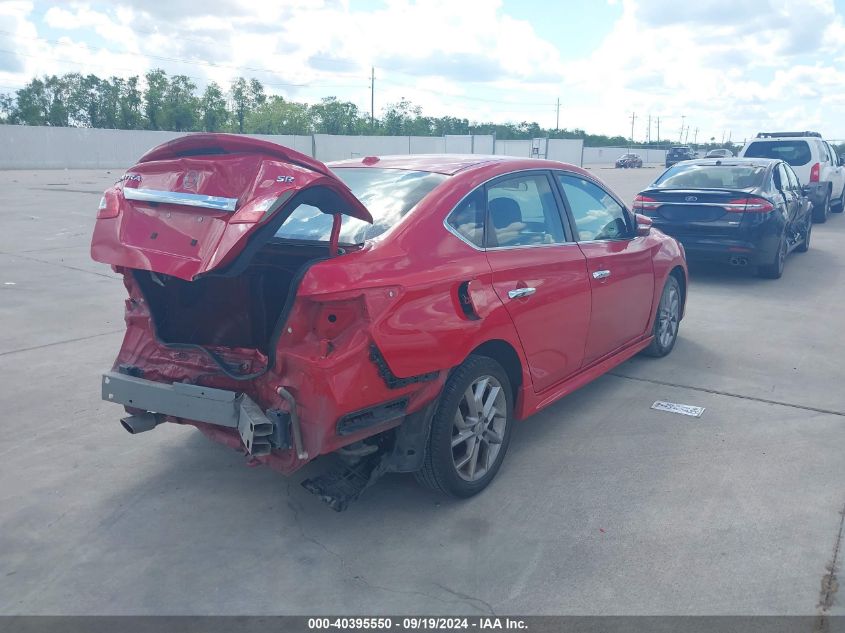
[1,0,845,140]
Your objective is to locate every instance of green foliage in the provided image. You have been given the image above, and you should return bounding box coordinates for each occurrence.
[2,69,668,147]
[199,82,228,132]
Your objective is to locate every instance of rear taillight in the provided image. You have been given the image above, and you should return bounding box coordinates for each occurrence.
[97,189,120,219]
[633,194,660,211]
[810,162,820,182]
[724,197,774,213]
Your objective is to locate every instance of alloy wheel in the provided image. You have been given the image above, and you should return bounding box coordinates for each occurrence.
[656,284,680,349]
[451,376,507,482]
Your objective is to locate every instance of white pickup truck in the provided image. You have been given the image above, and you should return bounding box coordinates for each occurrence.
[739,131,845,223]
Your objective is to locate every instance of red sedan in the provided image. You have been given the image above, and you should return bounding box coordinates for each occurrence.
[92,134,687,509]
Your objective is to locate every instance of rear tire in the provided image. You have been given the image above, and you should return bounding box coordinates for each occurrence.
[813,191,830,223]
[832,187,845,213]
[642,276,682,358]
[757,233,787,279]
[415,356,514,498]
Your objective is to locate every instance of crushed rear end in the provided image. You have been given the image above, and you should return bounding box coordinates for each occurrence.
[92,134,442,502]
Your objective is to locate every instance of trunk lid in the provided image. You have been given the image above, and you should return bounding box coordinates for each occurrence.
[91,134,373,281]
[639,188,751,223]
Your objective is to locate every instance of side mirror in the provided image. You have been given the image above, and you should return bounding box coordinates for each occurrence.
[635,213,653,236]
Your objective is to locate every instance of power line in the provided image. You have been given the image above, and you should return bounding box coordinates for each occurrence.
[0,49,365,91]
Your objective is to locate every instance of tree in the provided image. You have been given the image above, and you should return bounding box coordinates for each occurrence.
[162,74,198,131]
[229,77,265,133]
[246,96,313,134]
[312,96,364,134]
[0,93,14,124]
[144,69,169,130]
[12,78,49,125]
[199,82,228,131]
[381,99,422,136]
[118,76,143,129]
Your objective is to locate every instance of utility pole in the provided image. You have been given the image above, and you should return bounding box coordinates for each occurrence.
[679,115,686,143]
[657,117,660,146]
[555,97,560,132]
[370,66,375,129]
[693,127,698,145]
[647,114,651,144]
[684,126,690,144]
[630,112,637,145]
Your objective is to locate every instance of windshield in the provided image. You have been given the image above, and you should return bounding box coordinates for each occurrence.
[743,140,811,166]
[274,167,448,244]
[653,163,766,189]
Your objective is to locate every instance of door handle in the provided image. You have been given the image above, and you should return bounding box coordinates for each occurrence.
[592,270,611,280]
[508,287,536,299]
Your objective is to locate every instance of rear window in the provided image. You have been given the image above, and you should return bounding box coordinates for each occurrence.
[743,140,811,166]
[274,168,447,244]
[668,148,689,156]
[653,164,766,189]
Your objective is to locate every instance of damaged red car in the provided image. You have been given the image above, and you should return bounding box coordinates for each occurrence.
[93,134,687,509]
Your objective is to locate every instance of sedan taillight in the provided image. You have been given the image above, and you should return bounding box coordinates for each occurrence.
[633,194,660,211]
[724,197,774,213]
[97,189,120,219]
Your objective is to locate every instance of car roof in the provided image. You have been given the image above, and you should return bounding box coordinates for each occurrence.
[327,154,588,176]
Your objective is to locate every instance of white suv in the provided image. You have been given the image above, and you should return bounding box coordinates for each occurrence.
[739,132,845,223]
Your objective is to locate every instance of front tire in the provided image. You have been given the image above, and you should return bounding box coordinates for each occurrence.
[796,217,812,253]
[642,276,681,358]
[415,356,513,498]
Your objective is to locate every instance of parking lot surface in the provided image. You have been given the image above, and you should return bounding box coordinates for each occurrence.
[1,165,843,615]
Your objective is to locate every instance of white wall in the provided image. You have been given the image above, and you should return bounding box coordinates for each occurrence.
[547,139,584,164]
[582,146,667,164]
[494,139,532,157]
[0,125,588,169]
[0,125,314,169]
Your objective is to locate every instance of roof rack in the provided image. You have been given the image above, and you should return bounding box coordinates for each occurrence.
[755,131,822,138]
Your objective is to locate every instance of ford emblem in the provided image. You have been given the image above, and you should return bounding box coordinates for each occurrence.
[685,195,698,202]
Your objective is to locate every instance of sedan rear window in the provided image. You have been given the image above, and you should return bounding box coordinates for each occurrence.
[653,164,766,189]
[274,168,447,244]
[743,141,811,166]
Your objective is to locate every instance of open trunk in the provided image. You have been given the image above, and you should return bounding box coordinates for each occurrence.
[134,241,324,354]
[91,134,373,367]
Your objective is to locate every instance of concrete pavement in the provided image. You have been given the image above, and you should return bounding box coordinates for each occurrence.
[0,166,843,615]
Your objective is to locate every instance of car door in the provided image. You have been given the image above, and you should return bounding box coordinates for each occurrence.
[774,162,799,231]
[480,171,592,393]
[824,142,845,199]
[783,163,809,227]
[555,171,655,365]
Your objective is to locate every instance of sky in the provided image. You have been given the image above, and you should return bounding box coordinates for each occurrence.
[1,0,845,143]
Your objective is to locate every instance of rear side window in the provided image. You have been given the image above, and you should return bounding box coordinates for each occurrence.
[743,141,812,166]
[446,189,485,247]
[485,174,566,247]
[557,174,631,241]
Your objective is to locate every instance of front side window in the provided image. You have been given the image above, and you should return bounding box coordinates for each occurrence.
[485,173,566,247]
[557,174,631,241]
[274,168,447,244]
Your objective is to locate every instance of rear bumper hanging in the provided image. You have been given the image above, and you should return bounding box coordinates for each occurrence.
[101,371,291,456]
